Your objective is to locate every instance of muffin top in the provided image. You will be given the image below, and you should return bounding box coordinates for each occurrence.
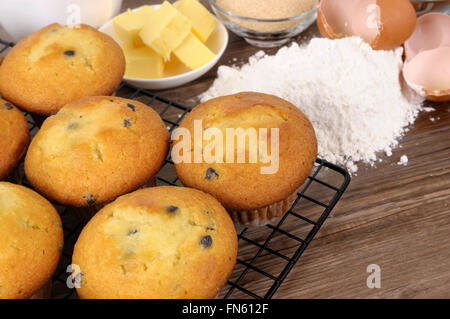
[72,186,237,299]
[0,23,125,115]
[174,92,318,210]
[0,99,30,180]
[0,182,63,299]
[25,96,170,207]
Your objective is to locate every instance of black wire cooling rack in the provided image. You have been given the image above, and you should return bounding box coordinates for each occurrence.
[1,38,350,299]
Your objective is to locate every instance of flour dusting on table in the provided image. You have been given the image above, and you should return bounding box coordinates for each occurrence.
[397,155,409,166]
[200,37,424,173]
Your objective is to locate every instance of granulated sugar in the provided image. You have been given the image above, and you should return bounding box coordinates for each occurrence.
[216,0,318,32]
[200,37,424,174]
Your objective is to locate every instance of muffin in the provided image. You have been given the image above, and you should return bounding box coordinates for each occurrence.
[174,92,317,226]
[0,182,63,299]
[72,186,237,299]
[0,23,125,116]
[0,99,30,181]
[25,96,169,213]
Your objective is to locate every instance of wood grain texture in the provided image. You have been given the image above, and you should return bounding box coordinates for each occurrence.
[1,0,448,299]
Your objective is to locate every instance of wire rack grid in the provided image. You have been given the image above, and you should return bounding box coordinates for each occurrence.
[1,38,350,299]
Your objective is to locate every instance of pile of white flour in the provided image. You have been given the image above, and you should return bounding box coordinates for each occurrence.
[200,37,424,174]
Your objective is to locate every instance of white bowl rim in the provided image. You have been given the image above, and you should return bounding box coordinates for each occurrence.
[99,4,229,84]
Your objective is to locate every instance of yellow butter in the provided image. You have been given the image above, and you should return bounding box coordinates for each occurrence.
[173,33,216,70]
[113,9,147,47]
[139,1,192,60]
[174,0,217,43]
[113,6,156,47]
[164,54,191,77]
[123,45,164,79]
[135,5,156,20]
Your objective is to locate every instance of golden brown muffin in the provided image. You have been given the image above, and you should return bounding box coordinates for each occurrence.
[72,186,237,299]
[0,99,30,180]
[66,175,158,223]
[25,96,169,207]
[174,92,317,225]
[0,23,125,115]
[0,182,63,299]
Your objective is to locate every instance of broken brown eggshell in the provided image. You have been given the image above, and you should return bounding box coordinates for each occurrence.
[403,13,450,102]
[317,0,417,50]
[404,12,450,61]
[403,47,450,102]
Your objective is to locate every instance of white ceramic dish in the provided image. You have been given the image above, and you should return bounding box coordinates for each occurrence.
[0,0,122,42]
[99,5,229,90]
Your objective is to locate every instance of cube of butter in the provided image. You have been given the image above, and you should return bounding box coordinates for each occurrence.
[113,9,147,47]
[139,1,192,60]
[173,33,216,70]
[165,54,191,77]
[174,0,217,43]
[123,45,164,79]
[135,5,156,20]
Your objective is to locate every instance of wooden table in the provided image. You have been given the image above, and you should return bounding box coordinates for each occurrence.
[1,0,449,299]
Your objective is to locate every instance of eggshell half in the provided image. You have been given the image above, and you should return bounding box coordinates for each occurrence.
[317,3,339,40]
[371,0,417,50]
[317,0,417,50]
[404,13,450,61]
[403,47,450,102]
[317,0,378,43]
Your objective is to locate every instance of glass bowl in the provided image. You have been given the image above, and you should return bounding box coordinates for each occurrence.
[208,0,318,48]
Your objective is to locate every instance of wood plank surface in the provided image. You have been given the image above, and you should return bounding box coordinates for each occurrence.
[1,0,449,299]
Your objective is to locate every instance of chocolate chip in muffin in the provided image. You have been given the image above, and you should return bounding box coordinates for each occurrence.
[4,102,13,110]
[124,118,132,128]
[205,168,218,180]
[166,205,178,213]
[200,235,212,248]
[83,194,96,206]
[64,50,75,57]
[128,229,138,236]
[127,103,136,112]
[67,122,79,130]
